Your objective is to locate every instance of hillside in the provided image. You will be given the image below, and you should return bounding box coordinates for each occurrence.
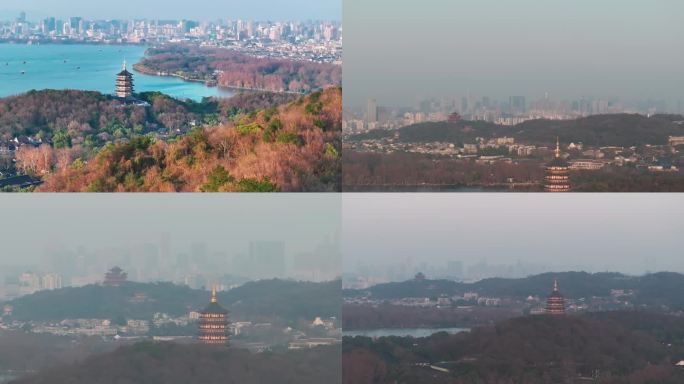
[33,87,341,191]
[11,342,341,384]
[0,90,209,145]
[345,272,684,311]
[136,45,342,93]
[4,279,341,325]
[343,312,684,384]
[350,114,684,147]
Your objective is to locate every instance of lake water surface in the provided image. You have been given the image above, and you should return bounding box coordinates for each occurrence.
[0,43,234,101]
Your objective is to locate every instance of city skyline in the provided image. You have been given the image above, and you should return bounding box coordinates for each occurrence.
[344,0,684,108]
[0,0,341,21]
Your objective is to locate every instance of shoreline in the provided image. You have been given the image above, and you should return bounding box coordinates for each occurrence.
[132,63,307,96]
[2,41,317,97]
[0,39,147,47]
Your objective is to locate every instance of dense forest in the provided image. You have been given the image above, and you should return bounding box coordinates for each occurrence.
[350,114,684,147]
[343,312,684,384]
[0,331,115,374]
[344,304,520,331]
[343,150,544,190]
[135,45,342,93]
[343,150,684,192]
[344,272,684,311]
[22,87,341,191]
[11,342,341,384]
[5,279,341,325]
[0,90,208,144]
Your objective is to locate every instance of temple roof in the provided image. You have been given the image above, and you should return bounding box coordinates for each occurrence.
[548,279,564,298]
[547,137,568,167]
[547,156,569,167]
[202,301,229,314]
[117,69,133,76]
[202,286,228,314]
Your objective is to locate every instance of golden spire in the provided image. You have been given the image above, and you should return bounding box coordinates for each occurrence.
[211,285,217,303]
[123,58,127,71]
[555,137,561,158]
[553,279,559,292]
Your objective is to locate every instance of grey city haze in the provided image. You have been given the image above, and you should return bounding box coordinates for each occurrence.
[343,194,684,279]
[344,0,684,109]
[0,195,341,282]
[0,0,340,21]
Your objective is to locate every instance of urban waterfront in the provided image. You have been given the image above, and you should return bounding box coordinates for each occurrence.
[343,327,469,338]
[0,43,234,101]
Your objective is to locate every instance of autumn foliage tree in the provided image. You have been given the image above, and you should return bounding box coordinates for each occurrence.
[37,87,342,192]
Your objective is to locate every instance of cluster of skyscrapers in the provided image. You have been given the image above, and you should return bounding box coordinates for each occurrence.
[0,13,342,63]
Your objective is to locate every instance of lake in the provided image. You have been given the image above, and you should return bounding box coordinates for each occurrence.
[0,43,234,101]
[343,327,470,338]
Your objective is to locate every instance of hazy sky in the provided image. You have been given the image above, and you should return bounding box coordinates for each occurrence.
[0,194,340,270]
[0,0,340,21]
[344,0,684,108]
[343,194,684,276]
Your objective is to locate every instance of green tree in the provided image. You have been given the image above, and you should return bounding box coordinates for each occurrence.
[200,166,235,192]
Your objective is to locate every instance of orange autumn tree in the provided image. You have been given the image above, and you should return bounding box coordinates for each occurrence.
[38,87,341,192]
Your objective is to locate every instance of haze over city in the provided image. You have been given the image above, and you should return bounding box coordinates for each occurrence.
[0,195,341,282]
[0,0,341,21]
[343,194,684,279]
[343,0,684,109]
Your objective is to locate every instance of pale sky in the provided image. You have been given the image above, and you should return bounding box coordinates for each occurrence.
[0,0,340,21]
[344,0,684,108]
[0,194,341,272]
[343,194,684,275]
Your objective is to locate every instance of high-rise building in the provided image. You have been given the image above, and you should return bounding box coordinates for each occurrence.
[509,96,526,115]
[447,261,464,278]
[544,138,571,192]
[19,272,40,295]
[545,279,566,315]
[115,60,134,99]
[367,99,378,123]
[461,97,469,114]
[249,241,286,278]
[70,17,82,33]
[198,287,230,345]
[41,273,63,290]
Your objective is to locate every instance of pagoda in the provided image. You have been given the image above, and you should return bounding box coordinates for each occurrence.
[544,137,571,192]
[103,266,128,286]
[198,286,230,345]
[545,279,566,315]
[115,60,134,99]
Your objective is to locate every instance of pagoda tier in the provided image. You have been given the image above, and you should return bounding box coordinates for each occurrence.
[545,279,566,315]
[115,60,135,99]
[198,287,230,345]
[544,138,571,192]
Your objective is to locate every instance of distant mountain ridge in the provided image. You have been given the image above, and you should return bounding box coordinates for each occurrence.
[4,279,341,324]
[345,272,684,310]
[350,113,684,147]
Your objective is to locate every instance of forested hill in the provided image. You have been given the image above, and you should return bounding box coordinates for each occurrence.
[135,44,342,93]
[350,113,684,147]
[11,342,341,384]
[0,90,206,144]
[345,272,684,310]
[342,312,684,384]
[30,87,341,192]
[4,279,341,324]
